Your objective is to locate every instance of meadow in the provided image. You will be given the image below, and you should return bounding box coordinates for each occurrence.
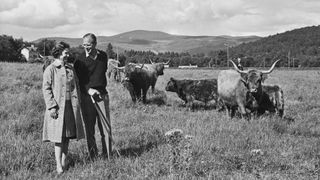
[1,62,320,179]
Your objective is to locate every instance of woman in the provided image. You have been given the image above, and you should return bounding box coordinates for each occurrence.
[42,41,85,174]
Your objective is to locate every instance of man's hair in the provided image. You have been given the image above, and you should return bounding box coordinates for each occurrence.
[83,33,97,44]
[51,41,70,58]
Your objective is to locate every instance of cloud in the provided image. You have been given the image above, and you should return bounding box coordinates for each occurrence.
[0,0,82,28]
[0,0,22,12]
[1,0,320,40]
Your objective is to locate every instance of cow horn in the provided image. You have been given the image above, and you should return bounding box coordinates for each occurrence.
[134,63,144,69]
[149,58,154,64]
[229,60,248,74]
[261,59,280,74]
[110,63,125,70]
[109,59,120,64]
[39,54,44,58]
[163,60,171,65]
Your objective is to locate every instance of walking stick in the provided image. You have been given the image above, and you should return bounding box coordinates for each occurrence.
[90,95,120,158]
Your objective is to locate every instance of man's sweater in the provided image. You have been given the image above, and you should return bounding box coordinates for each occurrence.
[74,50,108,94]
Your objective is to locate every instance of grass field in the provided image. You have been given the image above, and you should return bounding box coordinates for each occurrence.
[1,62,320,179]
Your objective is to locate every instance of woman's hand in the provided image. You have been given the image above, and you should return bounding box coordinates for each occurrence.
[50,108,58,119]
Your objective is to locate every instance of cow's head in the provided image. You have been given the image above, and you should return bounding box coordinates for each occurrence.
[149,59,170,76]
[229,59,280,93]
[165,77,178,92]
[112,63,144,82]
[123,63,145,81]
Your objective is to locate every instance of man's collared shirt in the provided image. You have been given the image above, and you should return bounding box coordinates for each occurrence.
[85,50,99,60]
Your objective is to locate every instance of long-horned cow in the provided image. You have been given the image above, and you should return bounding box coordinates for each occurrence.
[218,59,280,118]
[141,58,170,93]
[107,59,123,82]
[112,58,169,103]
[113,63,154,103]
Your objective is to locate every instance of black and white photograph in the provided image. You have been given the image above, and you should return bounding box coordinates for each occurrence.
[1,0,320,179]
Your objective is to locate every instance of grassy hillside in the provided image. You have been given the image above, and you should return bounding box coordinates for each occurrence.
[1,62,320,179]
[230,25,320,66]
[33,30,260,55]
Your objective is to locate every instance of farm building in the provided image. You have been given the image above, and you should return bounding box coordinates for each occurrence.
[21,44,40,62]
[178,64,198,69]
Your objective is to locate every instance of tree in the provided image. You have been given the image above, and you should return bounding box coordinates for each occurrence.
[0,35,26,62]
[118,54,126,66]
[106,43,116,59]
[36,39,56,56]
[216,50,227,66]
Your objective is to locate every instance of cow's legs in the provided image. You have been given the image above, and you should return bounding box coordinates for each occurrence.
[185,95,195,111]
[113,70,117,81]
[151,84,155,93]
[123,81,136,103]
[225,105,232,117]
[185,101,194,111]
[217,98,226,112]
[238,104,250,120]
[133,88,142,102]
[276,89,284,118]
[142,88,147,104]
[107,71,111,79]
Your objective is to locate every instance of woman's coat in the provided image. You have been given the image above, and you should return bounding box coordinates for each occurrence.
[42,60,85,143]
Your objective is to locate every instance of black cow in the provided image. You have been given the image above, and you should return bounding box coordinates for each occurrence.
[251,85,284,117]
[165,77,218,109]
[117,63,152,103]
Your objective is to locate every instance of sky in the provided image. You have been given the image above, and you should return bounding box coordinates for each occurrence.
[1,0,320,41]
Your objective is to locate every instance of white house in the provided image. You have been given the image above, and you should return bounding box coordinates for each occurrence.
[178,64,198,69]
[21,44,39,62]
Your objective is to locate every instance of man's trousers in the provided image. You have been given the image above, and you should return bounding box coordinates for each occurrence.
[81,93,112,159]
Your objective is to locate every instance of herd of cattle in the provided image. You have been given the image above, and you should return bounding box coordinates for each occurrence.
[109,59,284,119]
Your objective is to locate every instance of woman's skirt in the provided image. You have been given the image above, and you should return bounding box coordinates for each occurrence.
[62,100,76,139]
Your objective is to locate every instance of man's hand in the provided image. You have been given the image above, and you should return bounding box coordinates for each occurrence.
[88,88,100,96]
[50,108,58,119]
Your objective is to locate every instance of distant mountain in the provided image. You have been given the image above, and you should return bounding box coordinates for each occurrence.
[33,30,261,55]
[229,25,320,67]
[33,37,81,47]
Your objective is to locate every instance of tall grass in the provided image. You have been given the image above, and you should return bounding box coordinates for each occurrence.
[1,62,320,179]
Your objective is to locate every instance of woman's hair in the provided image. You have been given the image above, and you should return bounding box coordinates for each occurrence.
[51,41,70,58]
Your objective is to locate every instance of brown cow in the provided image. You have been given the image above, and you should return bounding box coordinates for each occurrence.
[218,59,280,118]
[140,59,169,93]
[107,59,123,82]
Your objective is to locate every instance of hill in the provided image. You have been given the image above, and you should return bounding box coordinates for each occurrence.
[33,30,261,55]
[229,25,320,67]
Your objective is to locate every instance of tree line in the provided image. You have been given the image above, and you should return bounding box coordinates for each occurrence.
[1,25,320,67]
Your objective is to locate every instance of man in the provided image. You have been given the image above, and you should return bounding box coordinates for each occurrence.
[237,57,244,71]
[74,33,111,159]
